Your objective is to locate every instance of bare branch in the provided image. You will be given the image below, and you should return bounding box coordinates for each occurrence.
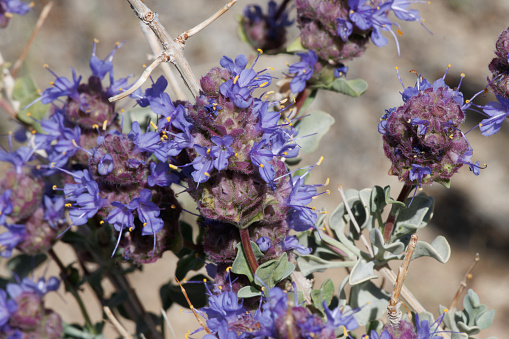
[109,53,167,102]
[176,0,238,46]
[449,253,480,309]
[11,2,54,78]
[122,0,200,98]
[103,306,133,339]
[140,22,187,101]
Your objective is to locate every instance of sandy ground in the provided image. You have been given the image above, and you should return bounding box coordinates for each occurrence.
[1,0,509,337]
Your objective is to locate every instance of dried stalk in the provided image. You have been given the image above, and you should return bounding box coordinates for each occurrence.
[104,306,134,339]
[449,253,480,309]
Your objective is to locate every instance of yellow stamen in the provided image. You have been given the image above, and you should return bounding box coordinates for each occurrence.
[325,190,330,194]
[52,185,57,190]
[226,266,233,272]
[395,66,399,70]
[257,48,263,54]
[65,203,72,207]
[49,81,54,85]
[50,162,56,168]
[233,75,239,84]
[206,148,211,154]
[317,156,324,166]
[92,124,99,129]
[203,278,207,282]
[397,29,403,36]
[129,227,133,232]
[259,164,264,168]
[31,130,36,134]
[266,91,275,95]
[100,221,104,224]
[143,222,147,227]
[150,121,158,130]
[204,171,210,177]
[166,117,171,122]
[169,164,178,169]
[320,210,328,214]
[324,178,330,186]
[259,81,268,87]
[102,120,108,131]
[72,139,78,147]
[43,64,49,68]
[343,327,349,337]
[280,98,288,104]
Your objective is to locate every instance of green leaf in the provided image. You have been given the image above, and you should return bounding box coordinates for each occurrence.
[411,236,451,263]
[231,241,264,282]
[286,36,306,53]
[369,228,405,264]
[13,76,49,132]
[297,254,356,276]
[329,78,368,97]
[175,251,205,280]
[349,258,377,285]
[391,194,434,241]
[349,281,390,325]
[295,110,335,154]
[310,278,335,313]
[254,252,294,288]
[237,285,262,298]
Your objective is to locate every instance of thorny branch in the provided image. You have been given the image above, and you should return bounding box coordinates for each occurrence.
[110,0,237,102]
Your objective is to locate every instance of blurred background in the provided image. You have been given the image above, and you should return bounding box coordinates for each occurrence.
[1,0,508,337]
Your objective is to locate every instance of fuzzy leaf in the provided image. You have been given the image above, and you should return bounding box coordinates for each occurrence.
[310,278,335,312]
[286,36,306,52]
[297,254,356,276]
[232,241,264,282]
[237,285,262,298]
[13,76,48,132]
[369,228,405,263]
[329,78,368,97]
[411,236,451,263]
[350,281,390,325]
[349,258,377,285]
[295,110,335,154]
[391,194,434,241]
[254,252,294,288]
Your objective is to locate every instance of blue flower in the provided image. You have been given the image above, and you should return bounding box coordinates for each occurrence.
[7,277,60,299]
[256,236,271,252]
[0,224,25,258]
[211,135,234,171]
[89,41,124,80]
[415,313,445,339]
[0,190,13,225]
[409,164,431,189]
[106,202,135,232]
[250,140,275,183]
[147,162,180,187]
[410,118,430,136]
[1,0,31,16]
[129,121,162,155]
[0,289,17,328]
[43,195,65,228]
[68,180,107,226]
[38,67,81,105]
[0,146,37,175]
[281,235,311,255]
[97,154,114,175]
[335,65,349,78]
[479,95,509,136]
[323,301,359,331]
[129,189,164,236]
[336,18,353,41]
[63,169,94,199]
[191,144,216,183]
[264,128,299,158]
[369,330,391,339]
[288,50,318,94]
[220,55,248,76]
[244,1,293,39]
[285,174,319,231]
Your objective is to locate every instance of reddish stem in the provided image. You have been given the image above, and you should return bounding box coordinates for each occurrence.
[383,183,413,243]
[240,228,259,274]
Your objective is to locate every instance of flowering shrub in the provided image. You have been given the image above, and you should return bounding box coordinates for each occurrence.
[0,1,503,338]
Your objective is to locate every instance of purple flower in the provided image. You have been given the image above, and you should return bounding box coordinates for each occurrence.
[391,0,424,22]
[220,55,248,76]
[370,330,392,339]
[323,301,359,331]
[129,121,162,155]
[7,277,60,299]
[89,41,124,80]
[191,144,216,183]
[0,224,25,257]
[63,169,93,199]
[288,50,318,94]
[410,118,430,136]
[211,135,234,171]
[336,18,353,42]
[409,164,431,189]
[38,67,81,105]
[415,313,444,339]
[97,154,114,175]
[68,180,107,226]
[0,289,17,328]
[250,140,275,183]
[281,235,311,255]
[265,128,299,158]
[43,195,65,228]
[334,65,349,78]
[129,189,164,236]
[479,95,509,136]
[0,146,37,175]
[256,236,271,252]
[147,162,179,187]
[0,190,13,225]
[106,202,135,232]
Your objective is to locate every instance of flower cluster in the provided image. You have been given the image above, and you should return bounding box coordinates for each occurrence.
[0,142,67,257]
[195,273,359,338]
[296,0,428,65]
[379,66,483,189]
[241,0,293,54]
[0,276,62,338]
